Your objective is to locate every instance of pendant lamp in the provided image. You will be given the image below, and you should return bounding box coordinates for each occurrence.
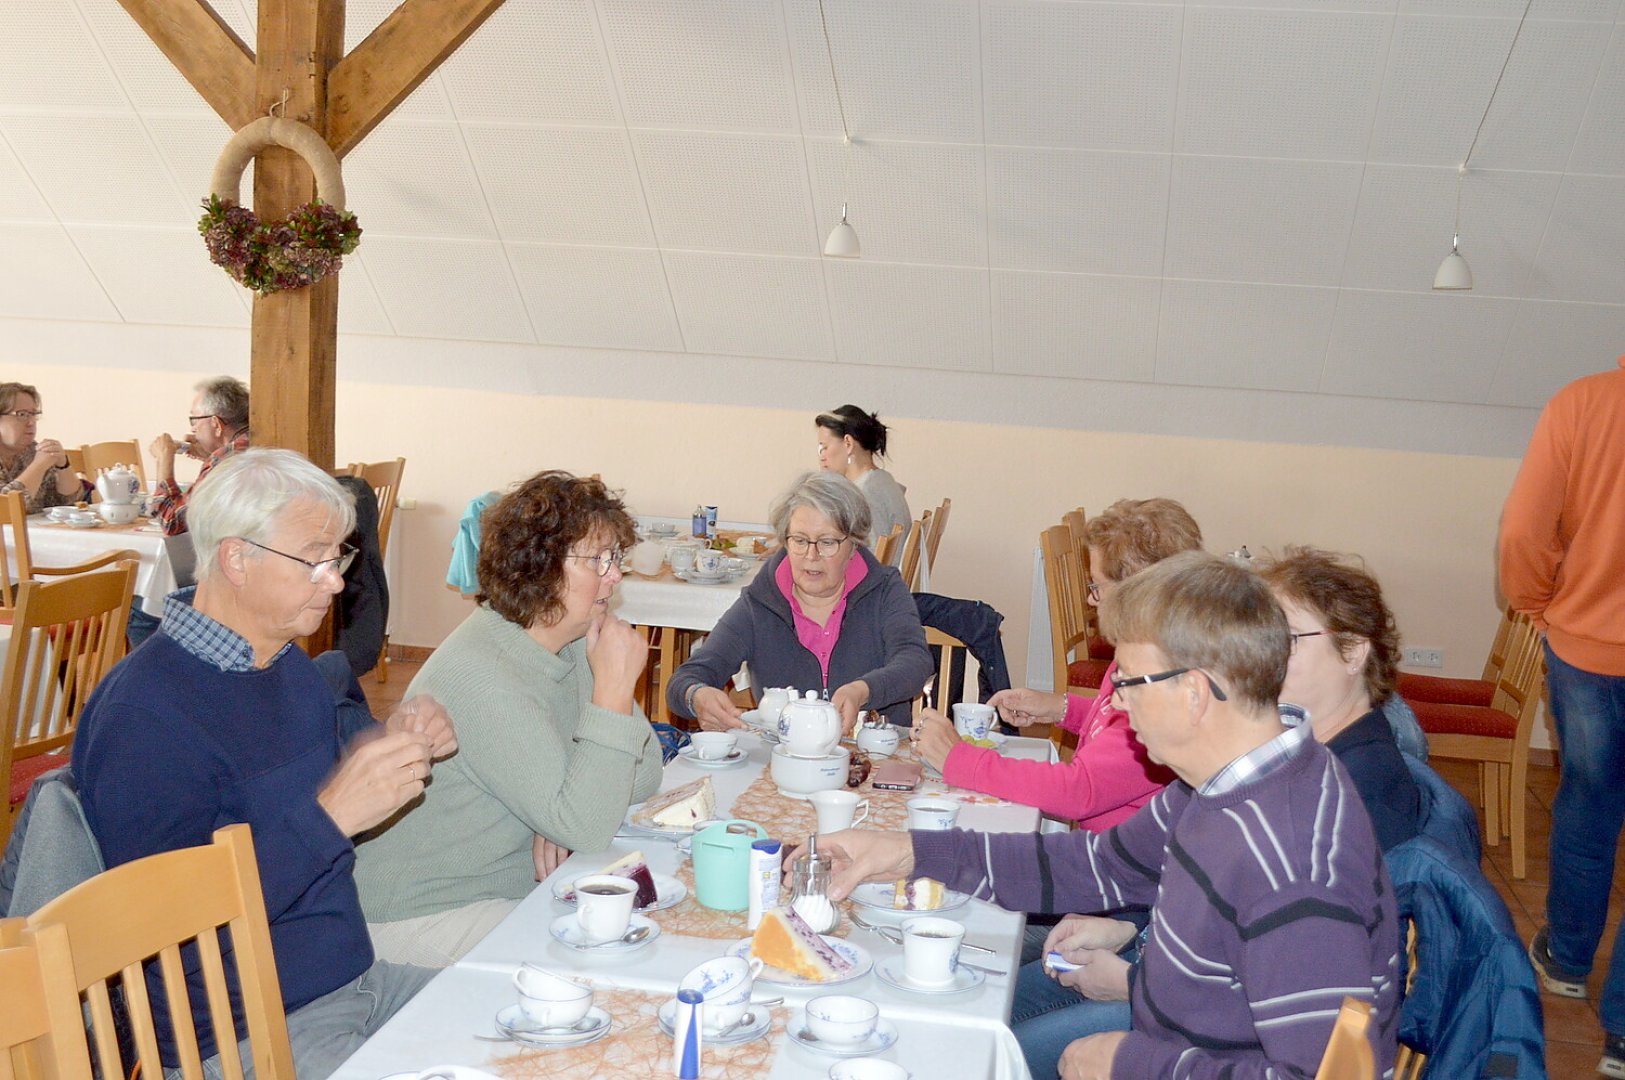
[818,0,859,258]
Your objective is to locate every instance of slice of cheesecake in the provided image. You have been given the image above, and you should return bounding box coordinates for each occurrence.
[892,876,946,911]
[635,776,716,829]
[749,906,855,982]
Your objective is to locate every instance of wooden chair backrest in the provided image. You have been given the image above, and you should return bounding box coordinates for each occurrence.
[78,442,146,489]
[347,458,406,559]
[914,626,974,721]
[26,825,294,1080]
[3,492,141,590]
[923,498,951,570]
[61,449,87,483]
[1312,997,1374,1079]
[0,920,94,1080]
[898,516,926,591]
[1491,612,1546,733]
[1480,604,1522,685]
[871,523,903,567]
[1040,524,1090,694]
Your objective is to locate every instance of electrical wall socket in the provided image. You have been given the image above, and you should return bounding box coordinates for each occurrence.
[1404,647,1443,668]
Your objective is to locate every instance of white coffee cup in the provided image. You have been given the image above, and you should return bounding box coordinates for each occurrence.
[804,994,879,1045]
[905,797,959,831]
[810,789,869,833]
[667,544,698,573]
[689,731,738,761]
[47,506,75,522]
[629,540,665,576]
[511,966,592,1028]
[902,916,964,987]
[679,955,765,1034]
[952,702,996,741]
[573,874,636,943]
[693,548,727,576]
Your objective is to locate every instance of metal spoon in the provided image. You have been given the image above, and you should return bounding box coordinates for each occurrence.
[589,924,652,948]
[848,910,995,954]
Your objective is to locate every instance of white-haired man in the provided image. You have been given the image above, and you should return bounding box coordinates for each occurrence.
[74,448,456,1079]
[148,374,252,536]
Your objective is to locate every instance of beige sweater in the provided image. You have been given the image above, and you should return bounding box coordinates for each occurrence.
[353,605,663,922]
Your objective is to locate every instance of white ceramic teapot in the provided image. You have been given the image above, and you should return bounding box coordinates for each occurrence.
[94,464,141,506]
[778,691,843,758]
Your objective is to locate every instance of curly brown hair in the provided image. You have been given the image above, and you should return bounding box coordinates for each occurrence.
[1258,546,1401,706]
[1083,497,1204,583]
[477,471,636,628]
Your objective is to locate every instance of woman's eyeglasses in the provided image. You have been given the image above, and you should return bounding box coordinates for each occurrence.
[1289,630,1331,654]
[785,535,847,557]
[565,550,625,577]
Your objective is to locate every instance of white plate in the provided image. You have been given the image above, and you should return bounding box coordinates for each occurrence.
[624,803,703,837]
[656,998,773,1046]
[873,956,985,995]
[787,1013,899,1057]
[552,872,686,913]
[548,913,660,953]
[726,936,872,987]
[493,1005,612,1048]
[847,881,970,916]
[65,519,102,529]
[675,744,749,770]
[380,1068,505,1080]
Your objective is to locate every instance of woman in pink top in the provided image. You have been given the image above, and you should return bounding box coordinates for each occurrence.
[914,498,1202,829]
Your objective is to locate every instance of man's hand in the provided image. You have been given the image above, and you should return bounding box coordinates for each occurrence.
[989,687,1068,728]
[1043,914,1138,958]
[384,694,457,759]
[317,730,433,837]
[830,680,870,734]
[692,686,745,731]
[1059,1031,1127,1080]
[586,613,645,714]
[147,433,183,480]
[783,829,913,902]
[533,835,571,881]
[1055,949,1132,1001]
[912,708,959,771]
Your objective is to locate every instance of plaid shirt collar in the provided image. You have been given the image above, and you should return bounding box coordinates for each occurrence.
[1198,710,1312,797]
[161,586,292,673]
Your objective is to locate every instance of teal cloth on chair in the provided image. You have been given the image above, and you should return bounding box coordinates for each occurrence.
[447,490,501,595]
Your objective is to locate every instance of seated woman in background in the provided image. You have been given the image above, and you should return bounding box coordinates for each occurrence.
[815,405,910,553]
[354,471,663,967]
[668,471,932,732]
[0,381,83,512]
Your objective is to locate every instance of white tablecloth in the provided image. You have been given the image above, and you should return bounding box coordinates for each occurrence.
[613,515,773,632]
[16,517,174,616]
[332,735,1052,1080]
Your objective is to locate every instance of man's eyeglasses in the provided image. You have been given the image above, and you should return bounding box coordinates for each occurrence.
[2,410,43,421]
[565,550,625,577]
[1086,580,1102,602]
[1108,666,1229,703]
[1289,630,1331,654]
[188,414,217,424]
[239,539,357,583]
[786,535,848,557]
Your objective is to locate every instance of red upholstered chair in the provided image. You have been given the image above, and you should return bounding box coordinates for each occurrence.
[1413,609,1546,879]
[1397,605,1521,709]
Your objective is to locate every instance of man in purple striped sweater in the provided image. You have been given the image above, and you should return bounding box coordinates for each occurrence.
[818,552,1399,1079]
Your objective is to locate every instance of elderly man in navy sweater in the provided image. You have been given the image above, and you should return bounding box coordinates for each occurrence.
[74,449,457,1080]
[813,552,1399,1080]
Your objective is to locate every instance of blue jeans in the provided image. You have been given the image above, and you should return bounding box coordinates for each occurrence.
[1011,959,1132,1079]
[1545,641,1625,1034]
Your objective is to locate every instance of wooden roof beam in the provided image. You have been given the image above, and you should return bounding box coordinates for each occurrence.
[114,0,256,129]
[327,0,506,158]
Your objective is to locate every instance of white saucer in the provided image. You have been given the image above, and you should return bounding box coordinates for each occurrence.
[675,569,735,585]
[656,998,773,1046]
[65,519,102,529]
[676,744,748,769]
[552,872,686,913]
[726,936,872,987]
[787,1013,899,1057]
[737,710,781,743]
[848,881,970,916]
[874,956,984,995]
[494,1004,612,1047]
[548,913,660,953]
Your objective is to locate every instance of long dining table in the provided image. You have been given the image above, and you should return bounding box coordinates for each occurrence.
[329,733,1057,1080]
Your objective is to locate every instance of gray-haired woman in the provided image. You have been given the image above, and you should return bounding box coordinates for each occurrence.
[667,471,932,732]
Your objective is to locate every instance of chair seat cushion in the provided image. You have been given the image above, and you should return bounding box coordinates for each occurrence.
[1398,672,1495,708]
[1413,701,1517,740]
[8,753,68,808]
[1068,658,1112,689]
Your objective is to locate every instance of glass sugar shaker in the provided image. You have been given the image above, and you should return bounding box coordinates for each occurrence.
[787,834,840,934]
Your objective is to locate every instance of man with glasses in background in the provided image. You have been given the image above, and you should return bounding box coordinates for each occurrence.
[74,449,458,1079]
[148,374,252,536]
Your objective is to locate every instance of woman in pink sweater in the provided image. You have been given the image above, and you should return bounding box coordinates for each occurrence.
[914,498,1201,828]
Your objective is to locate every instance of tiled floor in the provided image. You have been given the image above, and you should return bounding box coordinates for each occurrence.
[361,662,1615,1075]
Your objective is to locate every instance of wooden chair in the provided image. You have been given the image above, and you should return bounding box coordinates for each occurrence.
[1061,507,1114,691]
[871,522,904,566]
[898,516,926,591]
[61,448,87,482]
[1,563,137,848]
[0,919,95,1080]
[1312,997,1374,1080]
[346,459,406,683]
[2,492,141,608]
[1415,610,1545,878]
[913,626,975,721]
[632,624,698,729]
[1040,524,1091,756]
[922,497,951,572]
[1398,605,1519,709]
[78,441,146,490]
[23,825,295,1080]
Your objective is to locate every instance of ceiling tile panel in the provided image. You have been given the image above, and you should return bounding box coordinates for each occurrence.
[1322,290,1518,402]
[785,0,981,142]
[1,115,189,225]
[507,243,682,351]
[991,270,1159,381]
[1489,300,1625,407]
[0,224,119,321]
[76,0,223,111]
[0,137,51,221]
[1569,25,1625,175]
[1156,281,1338,392]
[1530,174,1625,304]
[1175,8,1389,159]
[334,259,395,337]
[634,131,813,255]
[360,237,532,343]
[824,262,990,371]
[0,1,124,110]
[69,225,248,327]
[983,0,1181,152]
[143,114,250,207]
[663,251,832,361]
[342,121,494,238]
[600,0,795,131]
[987,146,1169,275]
[805,137,985,266]
[1401,0,1617,19]
[465,125,652,246]
[1343,165,1560,296]
[438,0,620,124]
[1166,157,1364,287]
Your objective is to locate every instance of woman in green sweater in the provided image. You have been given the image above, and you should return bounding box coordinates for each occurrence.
[354,471,663,966]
